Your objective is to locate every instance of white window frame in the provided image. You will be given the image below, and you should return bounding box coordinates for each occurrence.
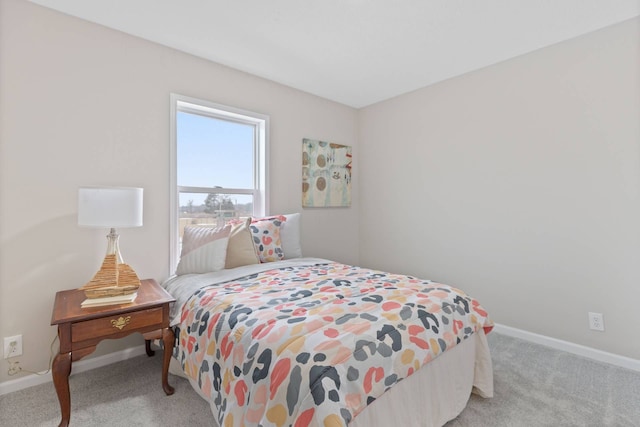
[169,93,269,275]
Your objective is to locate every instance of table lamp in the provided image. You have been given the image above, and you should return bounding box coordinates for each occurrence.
[78,187,143,299]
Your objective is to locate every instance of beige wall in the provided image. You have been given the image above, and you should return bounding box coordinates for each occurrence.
[1,0,639,387]
[358,17,640,359]
[0,0,359,382]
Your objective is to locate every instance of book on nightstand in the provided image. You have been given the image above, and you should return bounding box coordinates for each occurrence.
[80,292,138,308]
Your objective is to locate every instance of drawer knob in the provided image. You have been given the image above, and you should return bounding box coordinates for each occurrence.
[111,316,131,330]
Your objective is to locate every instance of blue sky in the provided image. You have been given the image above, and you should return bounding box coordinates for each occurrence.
[177,111,254,206]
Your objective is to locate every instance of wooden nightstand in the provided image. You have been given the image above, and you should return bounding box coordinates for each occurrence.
[50,279,176,427]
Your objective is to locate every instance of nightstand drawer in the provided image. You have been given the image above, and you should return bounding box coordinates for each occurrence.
[71,307,163,342]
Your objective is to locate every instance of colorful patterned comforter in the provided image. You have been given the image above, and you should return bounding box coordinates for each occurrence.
[175,261,492,427]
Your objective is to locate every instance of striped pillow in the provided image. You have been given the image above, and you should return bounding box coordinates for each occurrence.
[175,224,231,275]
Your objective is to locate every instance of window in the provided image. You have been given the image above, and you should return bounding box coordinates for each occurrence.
[169,94,269,273]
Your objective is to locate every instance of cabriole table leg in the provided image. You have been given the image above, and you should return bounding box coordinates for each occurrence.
[145,339,155,357]
[161,327,175,395]
[52,351,72,427]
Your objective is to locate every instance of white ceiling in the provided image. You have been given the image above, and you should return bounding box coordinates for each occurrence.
[29,0,640,108]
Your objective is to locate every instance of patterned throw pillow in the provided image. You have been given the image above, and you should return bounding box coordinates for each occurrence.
[175,224,231,275]
[225,218,261,269]
[250,216,286,262]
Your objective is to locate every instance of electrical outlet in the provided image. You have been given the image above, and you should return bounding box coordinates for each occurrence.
[588,312,604,331]
[3,335,23,359]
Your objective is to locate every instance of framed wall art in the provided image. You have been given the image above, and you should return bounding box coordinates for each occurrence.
[302,138,352,208]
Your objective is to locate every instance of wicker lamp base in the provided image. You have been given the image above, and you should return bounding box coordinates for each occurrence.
[81,246,141,300]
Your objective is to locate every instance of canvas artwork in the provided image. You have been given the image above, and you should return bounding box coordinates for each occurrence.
[302,138,352,207]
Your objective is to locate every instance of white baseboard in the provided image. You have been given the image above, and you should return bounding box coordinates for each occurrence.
[2,325,639,396]
[0,345,146,397]
[493,323,640,372]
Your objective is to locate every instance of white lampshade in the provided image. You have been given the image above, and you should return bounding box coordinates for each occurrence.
[78,187,143,228]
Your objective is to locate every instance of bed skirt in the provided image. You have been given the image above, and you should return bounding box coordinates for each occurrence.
[169,328,493,427]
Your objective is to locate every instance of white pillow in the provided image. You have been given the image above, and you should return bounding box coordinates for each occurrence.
[281,213,302,259]
[176,224,231,275]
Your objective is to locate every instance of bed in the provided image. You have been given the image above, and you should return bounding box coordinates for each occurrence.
[161,215,493,427]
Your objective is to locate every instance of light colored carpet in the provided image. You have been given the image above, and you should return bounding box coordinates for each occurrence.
[1,332,639,426]
[447,333,640,426]
[0,352,215,427]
